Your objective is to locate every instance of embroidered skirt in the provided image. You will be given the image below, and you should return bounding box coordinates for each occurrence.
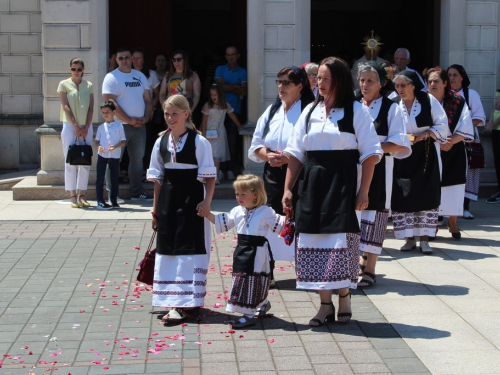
[392,209,439,239]
[152,216,212,308]
[295,233,360,290]
[360,209,389,255]
[227,245,271,316]
[465,168,480,201]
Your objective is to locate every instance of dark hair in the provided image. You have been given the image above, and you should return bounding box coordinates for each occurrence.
[70,57,85,77]
[155,53,167,61]
[167,50,192,81]
[425,67,449,87]
[317,56,354,108]
[208,83,228,110]
[115,47,131,55]
[100,100,116,111]
[132,47,150,78]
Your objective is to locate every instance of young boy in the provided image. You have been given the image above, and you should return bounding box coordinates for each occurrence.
[95,101,126,210]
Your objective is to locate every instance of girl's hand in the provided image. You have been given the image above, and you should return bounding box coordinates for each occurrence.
[282,190,293,213]
[440,138,453,152]
[152,217,158,231]
[356,191,369,211]
[196,199,209,217]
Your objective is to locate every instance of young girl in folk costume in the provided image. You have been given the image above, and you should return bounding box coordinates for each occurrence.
[201,84,242,184]
[147,94,216,325]
[199,175,286,328]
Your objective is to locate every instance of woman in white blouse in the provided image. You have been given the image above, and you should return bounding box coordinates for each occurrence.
[391,71,449,255]
[248,66,315,279]
[147,95,216,325]
[356,62,411,288]
[447,64,486,220]
[283,57,382,326]
[427,67,474,240]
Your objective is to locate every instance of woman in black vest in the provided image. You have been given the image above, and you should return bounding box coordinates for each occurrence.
[427,67,474,239]
[391,71,449,255]
[248,66,314,284]
[283,57,382,326]
[147,95,216,325]
[356,62,411,288]
[447,65,487,219]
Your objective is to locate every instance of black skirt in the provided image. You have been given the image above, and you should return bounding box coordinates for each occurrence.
[392,139,441,213]
[295,149,360,234]
[441,141,467,187]
[366,154,387,211]
[156,168,206,256]
[263,162,300,215]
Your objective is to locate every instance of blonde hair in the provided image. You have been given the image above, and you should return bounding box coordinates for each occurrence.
[233,174,267,207]
[160,94,199,135]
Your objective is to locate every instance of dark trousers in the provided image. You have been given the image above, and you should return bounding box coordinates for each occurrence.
[492,130,500,190]
[223,113,243,174]
[97,155,119,204]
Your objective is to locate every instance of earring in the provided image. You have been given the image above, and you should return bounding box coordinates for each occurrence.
[253,198,257,203]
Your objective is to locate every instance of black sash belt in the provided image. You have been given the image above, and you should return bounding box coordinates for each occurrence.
[233,234,273,274]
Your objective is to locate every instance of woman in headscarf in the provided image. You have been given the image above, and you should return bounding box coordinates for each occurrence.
[356,62,411,288]
[391,71,449,255]
[248,66,315,288]
[447,65,486,219]
[426,67,474,239]
[283,57,382,326]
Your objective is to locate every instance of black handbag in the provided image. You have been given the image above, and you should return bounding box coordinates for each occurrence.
[66,137,93,166]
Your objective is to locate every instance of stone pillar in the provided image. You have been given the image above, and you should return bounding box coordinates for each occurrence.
[39,0,107,185]
[243,0,310,175]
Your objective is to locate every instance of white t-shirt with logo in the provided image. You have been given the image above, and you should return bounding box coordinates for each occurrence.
[95,121,126,159]
[102,68,149,123]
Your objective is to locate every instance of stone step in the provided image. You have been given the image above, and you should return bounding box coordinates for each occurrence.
[9,170,500,201]
[12,176,237,200]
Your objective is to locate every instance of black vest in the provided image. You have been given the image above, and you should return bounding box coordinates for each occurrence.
[306,101,355,134]
[372,97,394,136]
[159,130,198,165]
[392,91,433,128]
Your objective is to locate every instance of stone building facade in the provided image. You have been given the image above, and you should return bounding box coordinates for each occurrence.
[1,0,499,175]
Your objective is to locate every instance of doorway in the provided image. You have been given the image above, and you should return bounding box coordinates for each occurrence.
[311,0,440,75]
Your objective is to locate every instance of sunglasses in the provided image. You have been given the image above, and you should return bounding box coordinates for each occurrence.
[172,57,183,62]
[308,74,318,78]
[117,56,131,61]
[71,68,83,72]
[276,80,292,86]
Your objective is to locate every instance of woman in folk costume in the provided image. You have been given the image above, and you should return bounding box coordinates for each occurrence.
[447,64,486,219]
[147,95,216,325]
[201,175,286,328]
[283,57,383,326]
[356,62,411,288]
[248,65,315,274]
[391,71,450,255]
[427,67,474,239]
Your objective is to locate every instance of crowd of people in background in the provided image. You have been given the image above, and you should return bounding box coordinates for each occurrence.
[57,39,500,329]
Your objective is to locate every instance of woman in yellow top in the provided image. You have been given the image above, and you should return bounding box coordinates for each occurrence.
[57,57,94,208]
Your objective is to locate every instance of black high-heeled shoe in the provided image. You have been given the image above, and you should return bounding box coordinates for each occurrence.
[309,302,335,327]
[447,224,461,240]
[359,254,367,276]
[337,292,352,324]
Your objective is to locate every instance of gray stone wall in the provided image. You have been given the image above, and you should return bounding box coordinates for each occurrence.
[0,0,42,115]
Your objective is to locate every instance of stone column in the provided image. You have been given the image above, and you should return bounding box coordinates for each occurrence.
[38,0,107,186]
[243,0,310,175]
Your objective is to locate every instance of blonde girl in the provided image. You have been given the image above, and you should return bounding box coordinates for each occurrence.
[201,174,286,329]
[147,94,216,325]
[201,84,242,184]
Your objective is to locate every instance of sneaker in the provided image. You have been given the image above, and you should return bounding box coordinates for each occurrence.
[462,210,474,220]
[437,216,444,226]
[227,171,236,180]
[97,202,113,210]
[111,203,121,209]
[218,171,225,180]
[400,239,416,251]
[486,192,500,204]
[420,241,433,255]
[131,193,153,201]
[108,196,125,205]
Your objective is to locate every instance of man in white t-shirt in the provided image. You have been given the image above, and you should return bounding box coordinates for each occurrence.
[394,48,427,91]
[102,47,153,200]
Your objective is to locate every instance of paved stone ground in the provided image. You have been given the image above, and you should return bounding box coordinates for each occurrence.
[0,192,499,374]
